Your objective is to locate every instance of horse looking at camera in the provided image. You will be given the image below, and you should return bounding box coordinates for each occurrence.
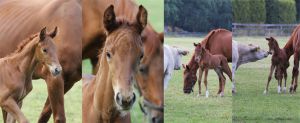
[82,5,146,123]
[0,27,61,123]
[193,43,232,97]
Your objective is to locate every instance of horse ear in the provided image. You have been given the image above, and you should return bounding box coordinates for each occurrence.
[265,37,271,41]
[136,5,148,34]
[193,43,198,47]
[159,32,164,44]
[103,5,119,33]
[40,27,47,41]
[49,27,58,38]
[186,65,190,70]
[182,64,186,69]
[179,50,189,56]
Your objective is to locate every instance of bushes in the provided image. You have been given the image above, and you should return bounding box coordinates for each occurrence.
[233,0,296,24]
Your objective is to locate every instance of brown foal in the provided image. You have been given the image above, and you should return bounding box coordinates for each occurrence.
[82,5,146,123]
[194,43,232,97]
[0,27,61,123]
[264,37,289,94]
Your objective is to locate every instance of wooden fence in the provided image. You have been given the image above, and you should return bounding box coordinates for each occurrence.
[232,23,298,36]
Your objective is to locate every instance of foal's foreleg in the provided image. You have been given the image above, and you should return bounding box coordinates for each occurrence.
[203,69,209,97]
[264,64,275,94]
[197,68,204,96]
[2,98,28,123]
[283,70,288,93]
[2,109,7,123]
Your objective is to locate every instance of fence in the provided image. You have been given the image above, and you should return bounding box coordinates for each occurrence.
[232,23,298,36]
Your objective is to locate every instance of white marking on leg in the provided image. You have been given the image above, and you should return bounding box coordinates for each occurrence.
[205,90,209,98]
[283,87,286,93]
[263,90,267,95]
[277,86,281,93]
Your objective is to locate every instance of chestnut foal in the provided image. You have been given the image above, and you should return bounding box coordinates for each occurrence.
[193,43,232,97]
[0,27,61,123]
[264,37,289,94]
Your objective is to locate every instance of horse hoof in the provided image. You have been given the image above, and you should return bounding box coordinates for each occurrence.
[277,86,281,94]
[205,91,209,98]
[283,87,286,93]
[197,94,201,97]
[263,90,267,95]
[219,92,224,97]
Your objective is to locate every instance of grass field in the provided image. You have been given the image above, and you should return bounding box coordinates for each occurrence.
[164,37,232,123]
[82,0,163,122]
[233,36,300,123]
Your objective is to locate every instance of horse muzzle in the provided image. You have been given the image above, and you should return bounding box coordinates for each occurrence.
[116,92,136,110]
[49,64,62,76]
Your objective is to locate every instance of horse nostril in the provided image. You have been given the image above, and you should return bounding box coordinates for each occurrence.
[151,116,161,123]
[132,93,136,103]
[55,68,60,73]
[116,92,121,102]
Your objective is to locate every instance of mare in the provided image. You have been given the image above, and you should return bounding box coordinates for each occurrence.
[82,5,146,123]
[183,29,232,94]
[193,43,232,97]
[164,44,189,90]
[0,1,82,122]
[0,27,61,123]
[283,25,300,93]
[82,0,164,122]
[264,37,289,94]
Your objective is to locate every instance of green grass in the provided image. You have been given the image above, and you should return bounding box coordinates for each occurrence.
[81,0,163,122]
[164,37,232,123]
[233,36,300,122]
[0,79,82,123]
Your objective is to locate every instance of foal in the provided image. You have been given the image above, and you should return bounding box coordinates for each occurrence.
[194,43,232,97]
[0,27,61,123]
[264,37,289,94]
[82,5,146,123]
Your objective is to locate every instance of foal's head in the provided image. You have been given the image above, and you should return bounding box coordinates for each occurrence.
[193,43,206,63]
[103,5,146,110]
[266,37,279,55]
[35,27,61,76]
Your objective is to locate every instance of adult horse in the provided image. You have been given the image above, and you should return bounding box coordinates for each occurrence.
[183,29,232,94]
[82,5,146,122]
[0,0,82,122]
[82,0,164,122]
[283,25,300,93]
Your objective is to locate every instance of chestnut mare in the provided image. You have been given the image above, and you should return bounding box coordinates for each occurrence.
[283,25,300,93]
[183,29,232,94]
[264,37,289,94]
[0,27,61,123]
[193,43,232,97]
[83,0,164,122]
[0,1,82,122]
[82,5,146,123]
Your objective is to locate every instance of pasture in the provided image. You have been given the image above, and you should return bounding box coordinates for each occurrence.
[164,37,232,123]
[233,36,300,122]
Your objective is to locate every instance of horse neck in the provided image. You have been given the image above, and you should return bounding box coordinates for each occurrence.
[201,50,213,62]
[93,52,115,117]
[9,40,39,76]
[188,54,199,74]
[284,36,295,59]
[272,42,281,55]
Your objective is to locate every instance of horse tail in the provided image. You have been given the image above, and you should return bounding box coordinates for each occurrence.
[221,57,232,82]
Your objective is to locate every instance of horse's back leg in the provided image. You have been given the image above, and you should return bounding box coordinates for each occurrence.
[2,109,7,123]
[2,98,28,123]
[214,68,223,95]
[283,69,288,93]
[203,69,209,97]
[232,63,237,94]
[291,51,299,93]
[264,64,275,94]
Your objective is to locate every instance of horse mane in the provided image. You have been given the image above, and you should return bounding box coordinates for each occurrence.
[7,33,39,57]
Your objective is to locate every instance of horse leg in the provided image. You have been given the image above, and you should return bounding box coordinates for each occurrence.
[6,101,23,123]
[38,80,76,123]
[204,69,209,97]
[2,109,7,123]
[197,68,204,96]
[264,64,275,94]
[220,72,226,97]
[215,68,223,95]
[163,70,172,90]
[291,52,299,93]
[37,74,66,123]
[232,64,236,94]
[2,98,28,123]
[283,69,288,93]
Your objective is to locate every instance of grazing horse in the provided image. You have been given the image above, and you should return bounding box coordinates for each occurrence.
[264,37,289,94]
[0,27,61,123]
[193,43,232,97]
[82,5,146,123]
[0,1,82,122]
[283,25,300,93]
[83,0,164,122]
[164,44,189,90]
[232,40,269,91]
[183,29,232,94]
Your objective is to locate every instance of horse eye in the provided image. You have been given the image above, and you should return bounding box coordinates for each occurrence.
[106,52,111,59]
[43,49,47,53]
